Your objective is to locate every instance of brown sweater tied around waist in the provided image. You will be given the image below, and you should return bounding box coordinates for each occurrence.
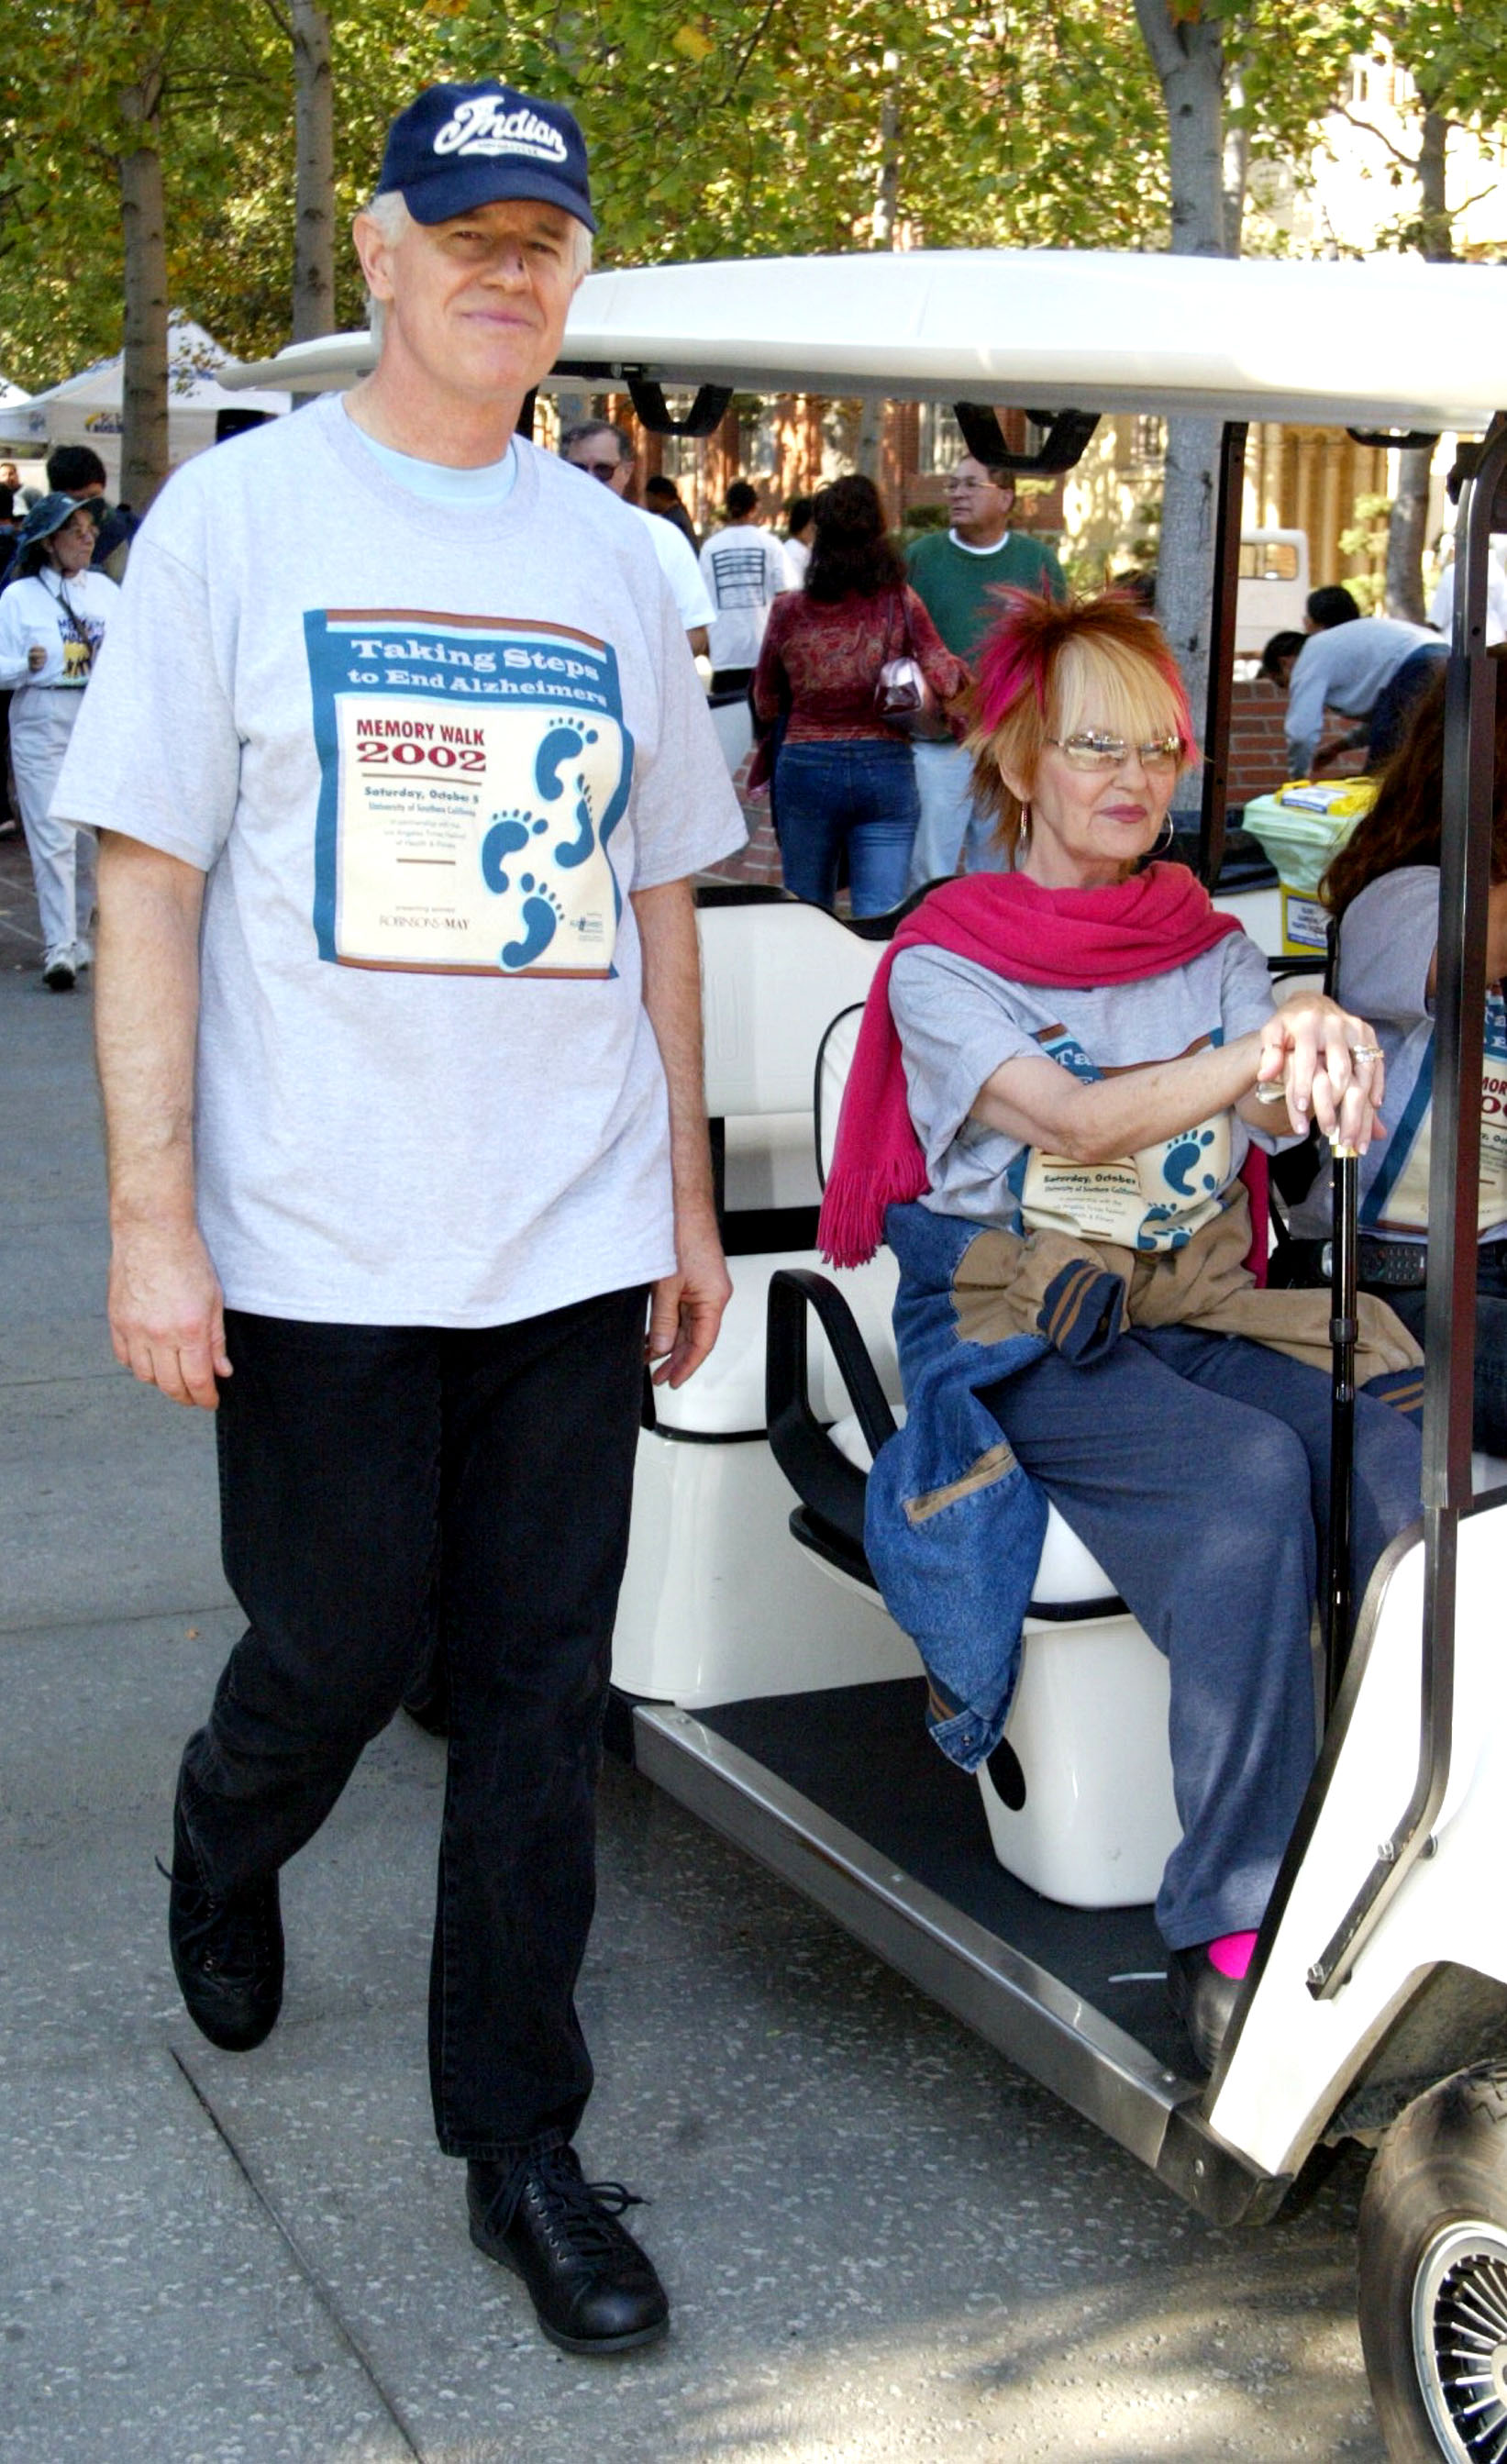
[947,1183,1424,1387]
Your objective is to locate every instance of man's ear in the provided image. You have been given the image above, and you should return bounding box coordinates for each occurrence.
[351,211,394,305]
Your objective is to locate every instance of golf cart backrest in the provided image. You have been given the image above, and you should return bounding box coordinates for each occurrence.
[697,899,883,1119]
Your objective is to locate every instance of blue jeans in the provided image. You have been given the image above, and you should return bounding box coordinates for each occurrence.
[906,738,1005,888]
[984,1325,1422,1948]
[776,736,919,916]
[178,1286,647,2159]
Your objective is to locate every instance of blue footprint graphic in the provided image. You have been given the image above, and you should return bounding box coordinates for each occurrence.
[501,878,565,970]
[534,723,599,870]
[1163,1126,1219,1197]
[481,811,532,894]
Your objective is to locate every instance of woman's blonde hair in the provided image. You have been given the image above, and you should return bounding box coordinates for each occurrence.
[965,589,1198,864]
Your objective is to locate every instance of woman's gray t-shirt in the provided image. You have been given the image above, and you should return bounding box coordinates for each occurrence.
[1325,864,1507,1246]
[889,930,1281,1254]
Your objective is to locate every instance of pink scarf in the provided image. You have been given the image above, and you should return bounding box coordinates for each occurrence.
[818,865,1266,1272]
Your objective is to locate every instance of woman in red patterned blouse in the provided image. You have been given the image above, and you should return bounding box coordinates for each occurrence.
[752,475,970,916]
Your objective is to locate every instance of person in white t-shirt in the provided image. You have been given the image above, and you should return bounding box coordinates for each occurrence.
[697,481,794,696]
[558,417,712,657]
[55,79,744,2360]
[0,492,118,987]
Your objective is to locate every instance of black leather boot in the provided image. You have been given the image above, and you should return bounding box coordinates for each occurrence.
[467,2142,669,2354]
[1167,1943,1244,2073]
[167,1788,283,2052]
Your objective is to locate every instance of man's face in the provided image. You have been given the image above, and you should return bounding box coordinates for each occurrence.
[945,456,1015,539]
[563,427,630,494]
[354,196,583,408]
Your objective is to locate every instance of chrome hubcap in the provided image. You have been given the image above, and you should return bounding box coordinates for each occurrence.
[1413,2222,1507,2459]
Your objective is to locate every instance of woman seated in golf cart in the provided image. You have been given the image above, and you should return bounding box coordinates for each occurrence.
[818,590,1425,2070]
[1316,649,1507,1454]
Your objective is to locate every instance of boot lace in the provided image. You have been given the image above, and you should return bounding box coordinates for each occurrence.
[482,2143,647,2262]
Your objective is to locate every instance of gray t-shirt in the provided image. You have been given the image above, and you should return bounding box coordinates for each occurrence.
[890,932,1283,1254]
[1324,864,1507,1245]
[53,395,746,1326]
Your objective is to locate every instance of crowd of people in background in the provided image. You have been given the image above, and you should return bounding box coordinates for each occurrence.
[6,404,1504,969]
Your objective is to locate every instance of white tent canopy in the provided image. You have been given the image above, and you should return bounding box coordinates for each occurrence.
[219,248,1507,431]
[0,314,289,494]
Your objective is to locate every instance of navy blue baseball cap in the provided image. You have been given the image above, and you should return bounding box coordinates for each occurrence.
[375,82,595,233]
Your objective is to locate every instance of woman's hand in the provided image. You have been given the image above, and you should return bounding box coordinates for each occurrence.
[27,644,47,672]
[1256,992,1385,1151]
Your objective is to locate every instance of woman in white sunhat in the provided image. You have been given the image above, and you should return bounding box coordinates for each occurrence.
[0,492,120,990]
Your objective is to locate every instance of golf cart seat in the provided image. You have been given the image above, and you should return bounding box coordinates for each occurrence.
[765,1268,1181,1911]
[610,893,925,1709]
[761,1006,1183,1912]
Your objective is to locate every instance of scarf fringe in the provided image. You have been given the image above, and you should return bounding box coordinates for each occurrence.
[819,1152,929,1268]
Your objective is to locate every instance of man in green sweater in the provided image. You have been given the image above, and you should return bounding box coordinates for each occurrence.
[905,455,1067,885]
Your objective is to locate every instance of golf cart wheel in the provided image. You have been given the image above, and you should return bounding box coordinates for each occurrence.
[1358,2063,1507,2460]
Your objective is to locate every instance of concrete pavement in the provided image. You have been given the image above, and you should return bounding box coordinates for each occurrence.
[0,828,1389,2463]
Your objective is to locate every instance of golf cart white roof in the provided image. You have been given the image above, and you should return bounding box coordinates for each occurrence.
[220,247,1507,429]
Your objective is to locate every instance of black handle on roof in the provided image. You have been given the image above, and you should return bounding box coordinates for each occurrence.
[952,403,1099,475]
[626,380,733,437]
[1346,427,1439,450]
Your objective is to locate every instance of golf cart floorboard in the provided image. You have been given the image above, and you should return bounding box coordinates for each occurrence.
[634,1678,1215,2176]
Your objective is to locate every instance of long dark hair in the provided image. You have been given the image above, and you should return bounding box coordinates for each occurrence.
[803,473,906,603]
[1321,644,1507,916]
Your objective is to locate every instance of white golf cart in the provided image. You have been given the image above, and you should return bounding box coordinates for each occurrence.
[229,250,1507,2462]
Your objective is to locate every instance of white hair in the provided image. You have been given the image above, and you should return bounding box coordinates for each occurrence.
[359,189,592,346]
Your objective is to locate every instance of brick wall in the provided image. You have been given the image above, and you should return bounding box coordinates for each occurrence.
[1228,678,1290,806]
[705,749,785,886]
[1228,677,1365,807]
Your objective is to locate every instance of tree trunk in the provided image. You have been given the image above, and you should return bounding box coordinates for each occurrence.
[1387,444,1432,622]
[1385,105,1454,620]
[291,0,335,343]
[873,50,900,250]
[1134,0,1227,828]
[118,68,168,516]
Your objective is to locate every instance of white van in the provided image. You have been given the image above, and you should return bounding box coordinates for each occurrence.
[1236,526,1310,652]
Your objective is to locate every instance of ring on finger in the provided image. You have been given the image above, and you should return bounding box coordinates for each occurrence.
[1349,1042,1383,1065]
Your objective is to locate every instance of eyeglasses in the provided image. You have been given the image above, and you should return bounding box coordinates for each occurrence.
[567,457,621,483]
[1047,732,1184,775]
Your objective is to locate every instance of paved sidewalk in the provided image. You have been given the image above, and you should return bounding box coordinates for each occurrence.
[0,829,1388,2463]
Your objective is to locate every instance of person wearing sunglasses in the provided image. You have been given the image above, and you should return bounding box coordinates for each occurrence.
[819,588,1423,2073]
[559,418,712,658]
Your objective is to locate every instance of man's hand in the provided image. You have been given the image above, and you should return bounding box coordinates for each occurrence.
[108,1218,230,1408]
[647,1205,731,1388]
[631,874,728,1387]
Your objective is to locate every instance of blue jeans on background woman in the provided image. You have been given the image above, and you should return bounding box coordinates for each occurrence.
[776,736,919,917]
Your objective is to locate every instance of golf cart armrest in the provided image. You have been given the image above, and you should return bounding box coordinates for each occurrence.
[765,1270,898,1556]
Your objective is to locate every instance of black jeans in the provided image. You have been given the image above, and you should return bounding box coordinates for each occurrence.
[178,1285,648,2159]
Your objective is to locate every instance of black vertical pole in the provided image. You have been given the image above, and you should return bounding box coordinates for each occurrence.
[1324,1144,1358,1723]
[1198,421,1248,891]
[1309,410,1507,1998]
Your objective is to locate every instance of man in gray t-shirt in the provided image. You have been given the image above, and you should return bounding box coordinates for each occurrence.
[59,81,744,2357]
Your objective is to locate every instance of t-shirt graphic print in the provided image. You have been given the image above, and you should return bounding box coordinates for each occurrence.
[306,607,633,978]
[1014,1022,1231,1252]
